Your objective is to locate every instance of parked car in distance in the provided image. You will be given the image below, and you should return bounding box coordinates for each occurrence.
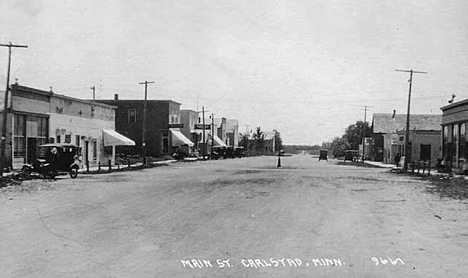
[319,149,328,161]
[344,150,359,162]
[224,146,235,159]
[234,147,245,158]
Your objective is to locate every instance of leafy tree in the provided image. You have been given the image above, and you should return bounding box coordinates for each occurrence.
[239,133,250,150]
[325,137,350,157]
[253,127,265,155]
[274,130,283,151]
[342,121,372,150]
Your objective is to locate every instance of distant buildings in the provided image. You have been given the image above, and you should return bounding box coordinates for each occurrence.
[0,81,278,171]
[225,119,239,148]
[180,109,200,153]
[246,129,279,155]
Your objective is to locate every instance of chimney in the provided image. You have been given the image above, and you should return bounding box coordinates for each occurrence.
[114,94,119,100]
[392,110,396,118]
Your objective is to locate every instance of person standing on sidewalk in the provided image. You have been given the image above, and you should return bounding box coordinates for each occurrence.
[394,153,401,167]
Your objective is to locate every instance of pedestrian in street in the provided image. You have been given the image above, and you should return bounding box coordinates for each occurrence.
[394,153,401,167]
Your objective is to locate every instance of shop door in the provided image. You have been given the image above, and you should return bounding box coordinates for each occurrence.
[27,137,37,163]
[420,144,432,161]
[84,141,89,164]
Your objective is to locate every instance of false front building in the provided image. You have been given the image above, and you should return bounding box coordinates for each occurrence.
[96,95,193,157]
[440,98,468,172]
[1,84,134,170]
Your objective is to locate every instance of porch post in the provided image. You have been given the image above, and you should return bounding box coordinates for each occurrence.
[112,145,116,165]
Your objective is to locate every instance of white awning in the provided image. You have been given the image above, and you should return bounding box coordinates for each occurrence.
[213,135,227,147]
[198,134,227,147]
[103,130,135,146]
[171,130,194,147]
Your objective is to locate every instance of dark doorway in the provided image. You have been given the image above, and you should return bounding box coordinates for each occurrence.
[27,137,37,163]
[84,141,89,164]
[420,144,432,161]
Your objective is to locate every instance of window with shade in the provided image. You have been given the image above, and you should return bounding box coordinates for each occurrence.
[14,115,26,158]
[36,117,48,147]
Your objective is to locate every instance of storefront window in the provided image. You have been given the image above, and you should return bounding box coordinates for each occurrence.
[14,115,26,158]
[92,141,97,160]
[452,124,459,164]
[128,109,136,123]
[461,124,466,160]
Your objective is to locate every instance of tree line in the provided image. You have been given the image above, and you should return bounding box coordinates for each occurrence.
[321,121,372,158]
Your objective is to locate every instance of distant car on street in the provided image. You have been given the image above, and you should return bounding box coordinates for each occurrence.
[344,150,359,162]
[319,149,328,161]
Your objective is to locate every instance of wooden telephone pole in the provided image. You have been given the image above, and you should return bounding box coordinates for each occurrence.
[361,105,372,161]
[91,86,96,100]
[396,69,428,172]
[0,42,27,176]
[139,81,154,165]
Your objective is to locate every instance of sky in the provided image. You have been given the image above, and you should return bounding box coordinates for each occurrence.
[1,0,467,145]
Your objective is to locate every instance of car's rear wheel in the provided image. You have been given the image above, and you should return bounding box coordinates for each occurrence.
[21,166,32,176]
[69,167,78,179]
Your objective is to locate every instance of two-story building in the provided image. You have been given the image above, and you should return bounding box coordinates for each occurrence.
[96,95,193,157]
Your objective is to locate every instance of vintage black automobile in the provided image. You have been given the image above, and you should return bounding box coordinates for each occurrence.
[234,147,245,158]
[210,146,226,160]
[344,150,359,162]
[224,146,235,159]
[318,149,328,161]
[21,143,81,179]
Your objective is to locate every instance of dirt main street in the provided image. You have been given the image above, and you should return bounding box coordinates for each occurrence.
[1,155,467,278]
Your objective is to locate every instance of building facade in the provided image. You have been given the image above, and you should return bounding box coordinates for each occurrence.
[440,99,468,171]
[225,119,239,147]
[396,130,441,166]
[96,96,192,157]
[180,109,201,153]
[371,112,441,164]
[4,84,133,170]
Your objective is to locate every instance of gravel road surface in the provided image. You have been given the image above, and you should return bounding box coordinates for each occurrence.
[1,155,467,277]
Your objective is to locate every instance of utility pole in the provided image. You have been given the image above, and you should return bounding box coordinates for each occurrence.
[276,130,281,168]
[202,106,206,160]
[91,86,96,100]
[139,81,154,165]
[361,105,372,162]
[396,69,428,172]
[0,42,27,176]
[211,113,215,159]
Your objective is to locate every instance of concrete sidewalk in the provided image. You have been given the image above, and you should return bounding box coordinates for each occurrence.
[362,160,396,168]
[78,159,179,174]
